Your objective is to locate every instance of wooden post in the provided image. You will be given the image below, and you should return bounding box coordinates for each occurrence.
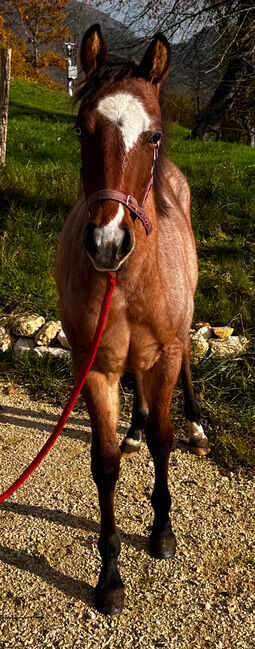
[0,48,12,165]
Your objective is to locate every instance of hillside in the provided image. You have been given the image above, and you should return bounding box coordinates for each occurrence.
[0,0,218,101]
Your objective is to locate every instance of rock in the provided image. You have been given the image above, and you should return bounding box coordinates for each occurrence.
[195,321,211,330]
[209,336,249,359]
[195,326,212,340]
[191,335,209,363]
[35,321,61,346]
[33,346,71,360]
[14,337,34,357]
[57,329,71,349]
[0,326,12,352]
[12,313,45,336]
[212,326,234,339]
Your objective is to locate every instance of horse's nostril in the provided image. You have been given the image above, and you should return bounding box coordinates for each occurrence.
[121,227,133,257]
[83,223,98,257]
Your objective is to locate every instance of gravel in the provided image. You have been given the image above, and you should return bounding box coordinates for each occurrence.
[0,380,254,649]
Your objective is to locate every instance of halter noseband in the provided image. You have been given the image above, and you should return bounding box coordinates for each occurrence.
[85,147,159,236]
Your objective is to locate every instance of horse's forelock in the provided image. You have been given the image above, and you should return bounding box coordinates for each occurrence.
[74,60,138,106]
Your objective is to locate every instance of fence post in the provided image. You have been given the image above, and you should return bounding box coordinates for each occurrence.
[0,48,12,165]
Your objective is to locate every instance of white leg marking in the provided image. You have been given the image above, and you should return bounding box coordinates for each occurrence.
[123,437,141,449]
[93,204,125,247]
[187,421,208,442]
[97,92,151,152]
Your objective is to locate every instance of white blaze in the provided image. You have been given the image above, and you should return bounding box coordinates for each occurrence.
[93,204,125,247]
[97,92,151,152]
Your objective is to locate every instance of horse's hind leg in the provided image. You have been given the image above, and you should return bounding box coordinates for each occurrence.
[143,343,182,559]
[121,370,148,455]
[73,355,124,615]
[181,336,210,455]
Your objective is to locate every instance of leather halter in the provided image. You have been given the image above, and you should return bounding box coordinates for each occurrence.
[86,147,159,236]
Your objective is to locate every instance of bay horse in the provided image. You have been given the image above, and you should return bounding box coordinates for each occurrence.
[56,24,209,616]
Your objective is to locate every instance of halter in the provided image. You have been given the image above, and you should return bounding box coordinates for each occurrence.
[86,147,159,236]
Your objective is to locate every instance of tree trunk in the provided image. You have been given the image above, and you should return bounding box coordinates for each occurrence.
[0,48,12,165]
[191,1,255,142]
[190,52,248,141]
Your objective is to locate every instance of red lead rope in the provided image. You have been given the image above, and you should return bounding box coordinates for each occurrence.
[0,272,116,503]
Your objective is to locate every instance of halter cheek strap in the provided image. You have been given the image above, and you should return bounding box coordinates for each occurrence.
[85,147,159,237]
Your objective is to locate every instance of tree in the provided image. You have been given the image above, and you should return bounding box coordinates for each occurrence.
[189,0,255,142]
[94,0,255,145]
[3,0,70,70]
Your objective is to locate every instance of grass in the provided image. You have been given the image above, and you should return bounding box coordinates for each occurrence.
[0,79,254,467]
[0,79,78,318]
[169,124,255,330]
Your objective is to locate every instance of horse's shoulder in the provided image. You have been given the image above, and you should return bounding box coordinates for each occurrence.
[164,158,190,218]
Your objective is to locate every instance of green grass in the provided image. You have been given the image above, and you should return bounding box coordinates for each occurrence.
[169,124,255,330]
[0,79,254,467]
[0,79,79,318]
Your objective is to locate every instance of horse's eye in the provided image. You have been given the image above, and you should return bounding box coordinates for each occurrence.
[147,132,161,146]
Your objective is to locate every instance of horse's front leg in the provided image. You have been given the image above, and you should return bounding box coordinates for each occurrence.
[74,358,123,615]
[143,343,182,559]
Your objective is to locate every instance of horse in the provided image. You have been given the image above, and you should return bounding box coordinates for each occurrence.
[56,24,210,616]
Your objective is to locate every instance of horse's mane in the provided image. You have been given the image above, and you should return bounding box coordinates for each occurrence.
[75,60,170,217]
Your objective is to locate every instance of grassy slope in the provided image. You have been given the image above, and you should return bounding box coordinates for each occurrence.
[0,80,79,317]
[169,124,255,332]
[0,79,254,466]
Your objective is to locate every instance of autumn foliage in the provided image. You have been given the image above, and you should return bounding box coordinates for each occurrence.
[0,0,70,89]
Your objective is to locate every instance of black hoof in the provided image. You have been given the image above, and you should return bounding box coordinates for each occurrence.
[95,585,124,616]
[150,531,176,560]
[188,440,211,456]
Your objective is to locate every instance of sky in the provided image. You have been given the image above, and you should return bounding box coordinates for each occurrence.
[82,0,201,43]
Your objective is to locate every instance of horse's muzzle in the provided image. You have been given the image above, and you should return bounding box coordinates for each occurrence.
[83,223,133,271]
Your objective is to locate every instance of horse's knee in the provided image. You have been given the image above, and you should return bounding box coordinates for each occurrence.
[91,440,121,487]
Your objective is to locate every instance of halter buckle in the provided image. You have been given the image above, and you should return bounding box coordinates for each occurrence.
[126,195,138,213]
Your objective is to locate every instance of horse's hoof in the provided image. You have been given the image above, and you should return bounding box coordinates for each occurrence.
[150,532,176,560]
[120,436,141,455]
[189,443,211,456]
[187,422,210,456]
[95,585,124,616]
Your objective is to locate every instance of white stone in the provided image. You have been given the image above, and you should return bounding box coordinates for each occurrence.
[195,326,212,340]
[12,313,45,336]
[35,320,61,346]
[209,336,248,359]
[57,329,71,349]
[0,326,12,352]
[191,335,209,363]
[14,337,34,357]
[33,346,71,360]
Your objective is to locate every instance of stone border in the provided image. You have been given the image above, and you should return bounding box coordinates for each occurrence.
[0,313,249,361]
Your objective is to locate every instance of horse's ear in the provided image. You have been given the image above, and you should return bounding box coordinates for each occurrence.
[80,24,108,74]
[138,33,171,88]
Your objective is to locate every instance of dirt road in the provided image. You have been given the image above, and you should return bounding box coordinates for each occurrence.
[0,381,254,649]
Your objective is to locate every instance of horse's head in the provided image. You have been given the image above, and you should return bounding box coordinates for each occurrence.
[76,24,171,272]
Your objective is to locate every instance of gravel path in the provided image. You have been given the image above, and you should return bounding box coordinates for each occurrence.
[0,381,254,649]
